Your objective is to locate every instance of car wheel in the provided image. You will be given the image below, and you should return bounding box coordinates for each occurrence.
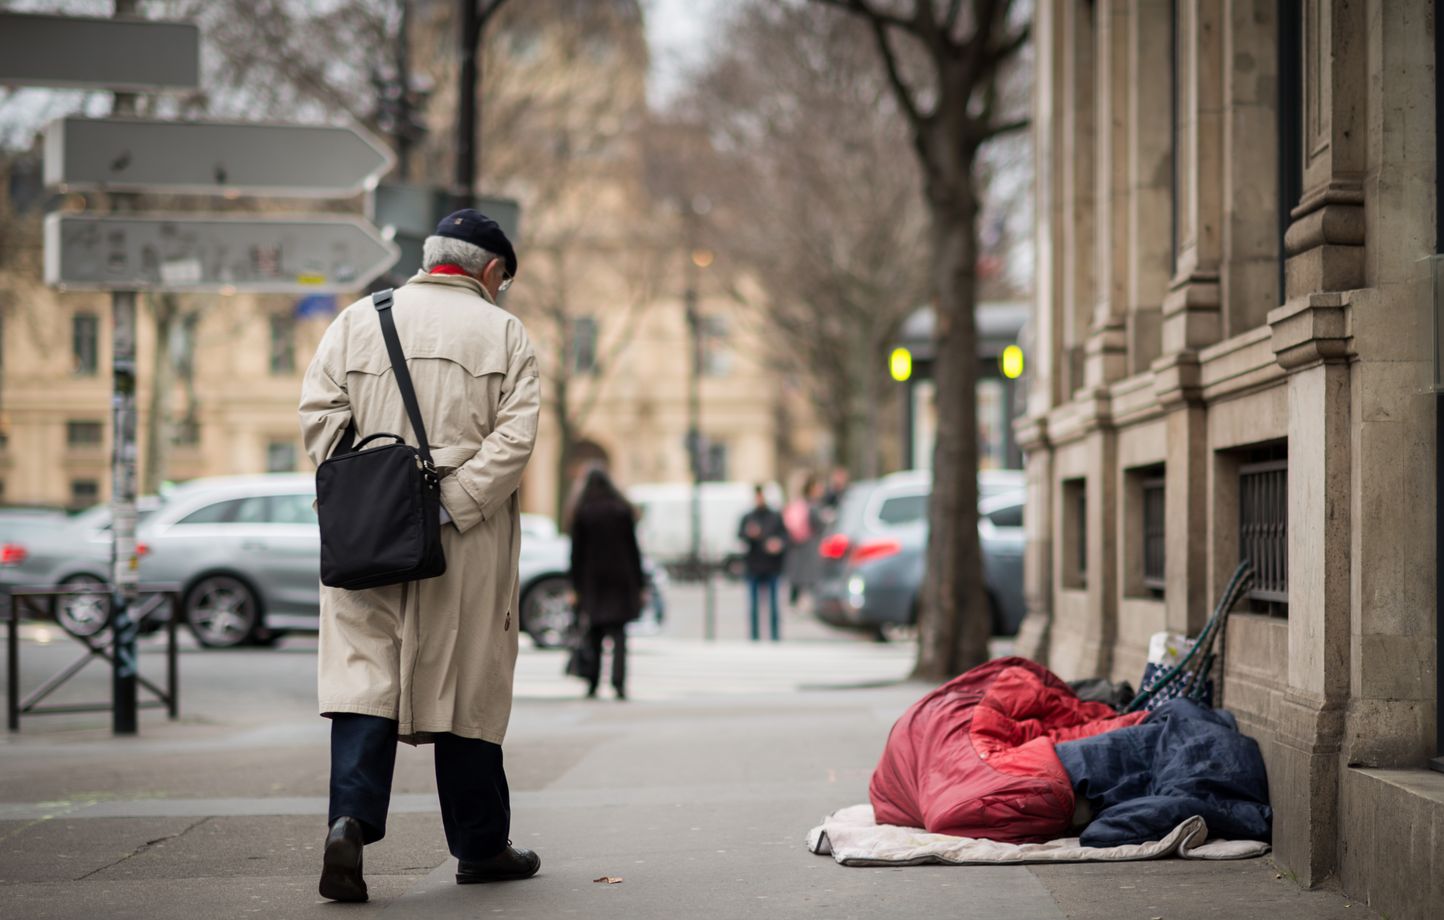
[521,576,573,649]
[185,575,261,649]
[53,574,110,639]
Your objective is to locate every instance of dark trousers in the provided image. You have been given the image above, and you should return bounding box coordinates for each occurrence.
[584,622,627,692]
[328,713,510,861]
[747,575,781,641]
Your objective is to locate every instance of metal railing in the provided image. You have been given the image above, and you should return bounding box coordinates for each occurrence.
[1239,459,1289,610]
[6,584,181,731]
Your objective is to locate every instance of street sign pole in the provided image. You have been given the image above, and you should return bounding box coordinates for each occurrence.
[110,286,140,736]
[110,0,142,738]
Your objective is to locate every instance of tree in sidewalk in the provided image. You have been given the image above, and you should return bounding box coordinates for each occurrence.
[808,0,1030,679]
[671,2,931,480]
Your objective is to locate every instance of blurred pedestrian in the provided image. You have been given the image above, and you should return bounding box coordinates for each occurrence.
[300,210,542,902]
[822,465,850,514]
[738,485,788,641]
[783,474,826,607]
[568,467,645,701]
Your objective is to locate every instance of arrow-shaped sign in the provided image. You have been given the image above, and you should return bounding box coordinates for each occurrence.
[45,213,400,294]
[45,118,396,198]
[0,12,200,91]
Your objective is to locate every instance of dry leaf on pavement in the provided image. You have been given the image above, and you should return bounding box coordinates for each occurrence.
[593,876,624,884]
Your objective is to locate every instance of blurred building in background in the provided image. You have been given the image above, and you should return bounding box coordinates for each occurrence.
[0,0,823,517]
[1020,2,1438,915]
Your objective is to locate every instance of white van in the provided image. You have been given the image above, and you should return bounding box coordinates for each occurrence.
[627,480,784,571]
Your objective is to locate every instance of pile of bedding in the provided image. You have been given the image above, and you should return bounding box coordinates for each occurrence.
[827,657,1272,865]
[869,657,1147,842]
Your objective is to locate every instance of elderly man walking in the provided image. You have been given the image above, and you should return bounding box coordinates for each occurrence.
[299,210,541,902]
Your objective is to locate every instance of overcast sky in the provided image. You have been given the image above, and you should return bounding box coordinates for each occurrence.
[643,0,725,105]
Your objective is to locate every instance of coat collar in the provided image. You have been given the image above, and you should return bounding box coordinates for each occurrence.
[405,269,498,306]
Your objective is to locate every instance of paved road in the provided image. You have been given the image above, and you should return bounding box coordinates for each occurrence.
[0,587,1377,919]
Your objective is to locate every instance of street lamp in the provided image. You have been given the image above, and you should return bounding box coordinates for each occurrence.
[683,195,716,640]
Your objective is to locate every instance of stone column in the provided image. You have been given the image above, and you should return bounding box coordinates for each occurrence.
[1153,360,1209,635]
[1061,0,1097,397]
[1084,0,1129,388]
[1030,0,1068,418]
[1163,0,1226,353]
[1014,0,1068,665]
[1220,0,1282,336]
[1124,0,1172,375]
[1342,0,1435,769]
[1283,0,1367,298]
[1015,418,1053,663]
[1269,309,1351,886]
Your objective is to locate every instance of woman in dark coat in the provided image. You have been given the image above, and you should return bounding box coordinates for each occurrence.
[568,468,645,700]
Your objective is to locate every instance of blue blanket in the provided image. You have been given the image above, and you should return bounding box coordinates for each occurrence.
[1055,699,1272,847]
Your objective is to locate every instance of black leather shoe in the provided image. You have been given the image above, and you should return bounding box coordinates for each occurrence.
[456,844,541,884]
[319,816,368,903]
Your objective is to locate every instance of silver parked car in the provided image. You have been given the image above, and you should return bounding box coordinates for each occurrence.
[813,470,1026,640]
[135,477,664,649]
[0,499,164,637]
[514,513,668,649]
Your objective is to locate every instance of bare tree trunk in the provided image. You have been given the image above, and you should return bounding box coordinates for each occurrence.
[914,165,990,679]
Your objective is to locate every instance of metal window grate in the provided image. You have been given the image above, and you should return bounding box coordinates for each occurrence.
[1076,486,1088,585]
[1239,458,1288,608]
[1142,475,1166,593]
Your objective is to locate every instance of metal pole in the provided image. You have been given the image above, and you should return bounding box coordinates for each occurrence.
[454,0,478,211]
[682,205,716,640]
[166,591,179,720]
[685,290,714,641]
[394,0,414,181]
[8,594,19,732]
[109,0,140,736]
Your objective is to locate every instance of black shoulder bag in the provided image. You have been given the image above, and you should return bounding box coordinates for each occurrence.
[316,289,447,590]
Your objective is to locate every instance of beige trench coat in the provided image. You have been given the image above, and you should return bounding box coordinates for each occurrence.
[298,271,540,745]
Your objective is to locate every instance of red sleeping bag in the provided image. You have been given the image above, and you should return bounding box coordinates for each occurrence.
[869,657,1147,842]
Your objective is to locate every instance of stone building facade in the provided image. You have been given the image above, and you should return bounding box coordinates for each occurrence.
[1020,1,1440,915]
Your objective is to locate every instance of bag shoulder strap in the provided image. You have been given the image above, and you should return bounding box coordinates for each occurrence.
[372,289,433,466]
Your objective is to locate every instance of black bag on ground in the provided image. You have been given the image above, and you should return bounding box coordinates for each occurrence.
[316,289,446,590]
[564,618,599,682]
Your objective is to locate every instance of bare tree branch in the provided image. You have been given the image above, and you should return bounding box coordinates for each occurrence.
[943,0,965,36]
[981,116,1029,140]
[810,0,917,31]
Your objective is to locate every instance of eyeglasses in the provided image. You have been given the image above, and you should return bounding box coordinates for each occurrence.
[491,258,513,294]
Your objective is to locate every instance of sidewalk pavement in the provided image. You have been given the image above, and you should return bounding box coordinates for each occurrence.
[1,634,1380,919]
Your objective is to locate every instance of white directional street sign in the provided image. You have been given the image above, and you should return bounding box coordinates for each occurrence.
[45,213,400,294]
[0,12,200,91]
[45,118,396,198]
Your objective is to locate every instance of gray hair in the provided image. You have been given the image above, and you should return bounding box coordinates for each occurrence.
[421,235,501,276]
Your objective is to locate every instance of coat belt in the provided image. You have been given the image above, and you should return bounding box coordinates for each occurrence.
[429,445,477,473]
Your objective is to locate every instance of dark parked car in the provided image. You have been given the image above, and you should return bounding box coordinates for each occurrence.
[813,471,1025,640]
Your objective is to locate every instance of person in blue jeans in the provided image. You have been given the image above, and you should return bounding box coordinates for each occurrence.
[738,485,789,641]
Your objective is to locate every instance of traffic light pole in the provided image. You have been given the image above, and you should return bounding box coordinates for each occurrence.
[109,0,140,736]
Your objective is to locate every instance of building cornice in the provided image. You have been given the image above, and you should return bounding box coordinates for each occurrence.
[1269,292,1353,371]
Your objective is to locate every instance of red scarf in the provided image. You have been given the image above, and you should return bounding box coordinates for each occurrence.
[428,263,471,277]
